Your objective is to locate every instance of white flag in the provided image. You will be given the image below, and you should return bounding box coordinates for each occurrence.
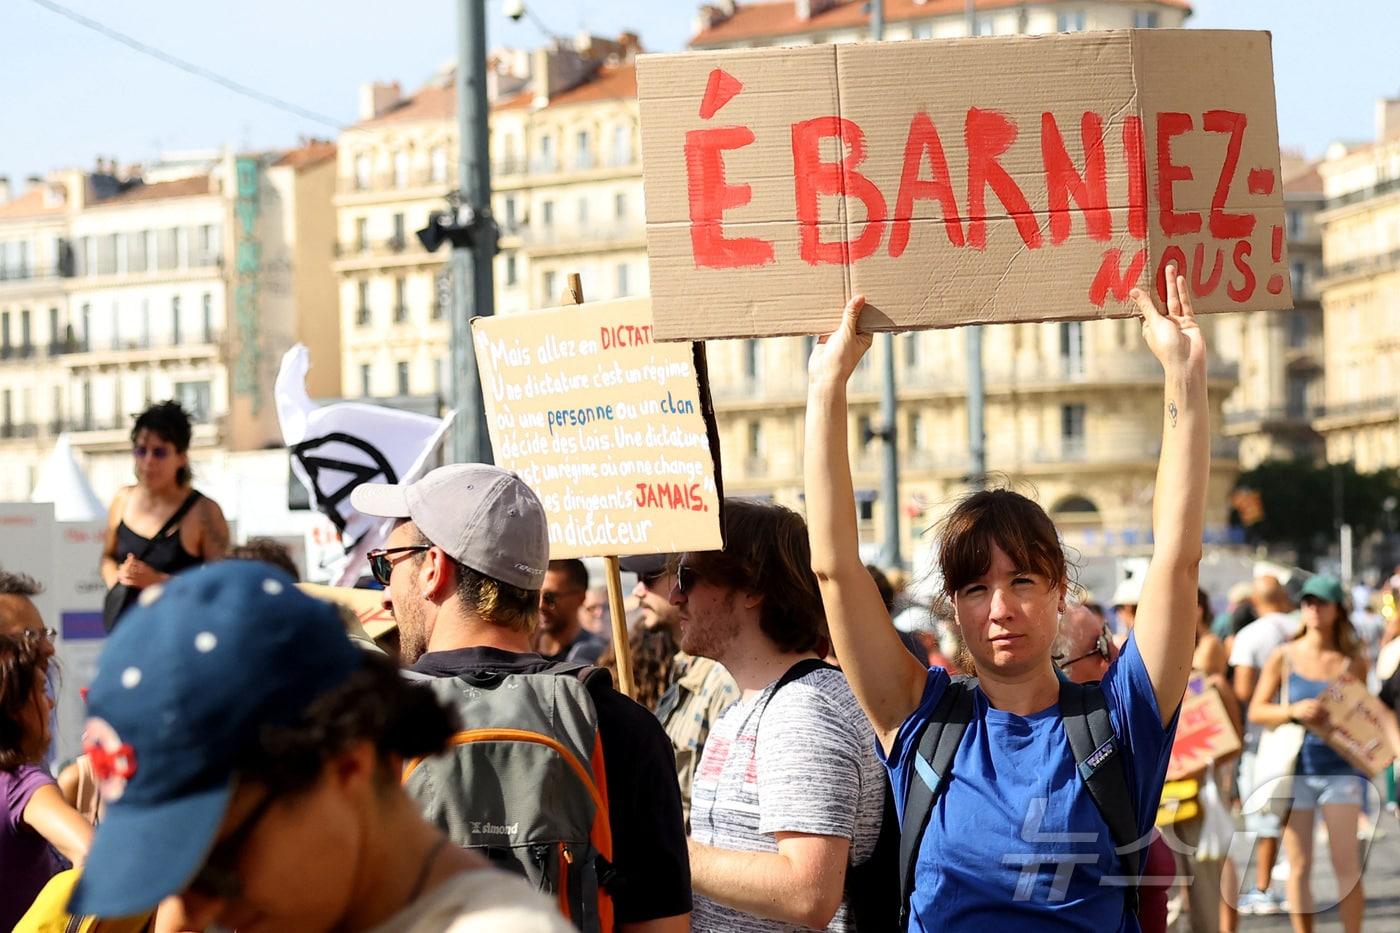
[275,345,456,586]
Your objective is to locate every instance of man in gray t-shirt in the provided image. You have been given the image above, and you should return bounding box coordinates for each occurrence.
[675,499,886,932]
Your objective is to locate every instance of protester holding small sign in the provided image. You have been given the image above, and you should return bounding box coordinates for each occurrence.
[1248,575,1369,933]
[804,268,1209,930]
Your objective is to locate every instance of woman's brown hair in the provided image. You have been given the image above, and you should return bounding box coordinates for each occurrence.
[1291,595,1361,660]
[0,633,49,769]
[686,498,827,654]
[937,489,1068,598]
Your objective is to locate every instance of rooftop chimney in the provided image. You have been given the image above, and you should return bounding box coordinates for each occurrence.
[0,176,9,204]
[1377,97,1400,142]
[795,0,841,22]
[358,81,402,121]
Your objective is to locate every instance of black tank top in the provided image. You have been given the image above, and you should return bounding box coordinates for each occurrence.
[115,492,205,578]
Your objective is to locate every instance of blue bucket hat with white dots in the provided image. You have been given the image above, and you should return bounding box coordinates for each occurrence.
[70,561,363,918]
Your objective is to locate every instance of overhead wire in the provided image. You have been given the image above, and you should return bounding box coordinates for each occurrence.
[22,0,345,130]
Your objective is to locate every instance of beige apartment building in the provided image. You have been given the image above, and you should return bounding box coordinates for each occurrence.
[688,0,1242,560]
[0,143,339,502]
[1314,100,1400,473]
[335,34,645,403]
[1218,161,1326,469]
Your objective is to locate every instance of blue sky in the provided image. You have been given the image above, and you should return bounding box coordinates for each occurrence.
[1,0,1396,184]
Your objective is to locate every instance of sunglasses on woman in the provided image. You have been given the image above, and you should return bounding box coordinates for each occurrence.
[132,445,172,460]
[186,790,279,899]
[366,545,431,586]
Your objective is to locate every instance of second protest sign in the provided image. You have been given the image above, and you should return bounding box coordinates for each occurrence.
[472,298,724,559]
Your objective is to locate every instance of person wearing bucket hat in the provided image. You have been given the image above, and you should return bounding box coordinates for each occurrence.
[69,560,570,932]
[1248,574,1370,933]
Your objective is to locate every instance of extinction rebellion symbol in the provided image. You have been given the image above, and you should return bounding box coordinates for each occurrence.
[290,432,398,535]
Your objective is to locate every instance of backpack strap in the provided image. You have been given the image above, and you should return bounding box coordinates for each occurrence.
[1059,680,1141,915]
[773,657,838,692]
[897,677,976,930]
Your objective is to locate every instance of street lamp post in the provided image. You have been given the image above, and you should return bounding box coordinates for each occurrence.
[868,0,903,572]
[450,0,497,465]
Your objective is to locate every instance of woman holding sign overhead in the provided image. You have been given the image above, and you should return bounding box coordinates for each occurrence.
[804,266,1209,930]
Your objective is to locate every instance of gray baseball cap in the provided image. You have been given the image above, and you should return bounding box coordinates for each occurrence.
[350,464,548,590]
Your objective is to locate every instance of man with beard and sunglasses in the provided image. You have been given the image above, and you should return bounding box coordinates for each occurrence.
[621,554,738,823]
[351,464,692,933]
[672,499,886,932]
[66,560,570,932]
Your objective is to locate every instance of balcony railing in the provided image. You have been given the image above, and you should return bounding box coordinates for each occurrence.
[0,263,73,283]
[520,221,645,248]
[1325,174,1400,211]
[355,307,371,326]
[1223,404,1325,427]
[55,332,223,357]
[0,422,39,440]
[1317,397,1400,421]
[1320,247,1400,286]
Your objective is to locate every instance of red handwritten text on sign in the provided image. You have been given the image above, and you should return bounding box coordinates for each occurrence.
[684,80,1279,307]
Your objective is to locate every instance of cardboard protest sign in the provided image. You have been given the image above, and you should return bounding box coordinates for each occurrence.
[472,298,724,559]
[1167,674,1242,781]
[1317,675,1396,778]
[638,30,1289,340]
[297,582,397,640]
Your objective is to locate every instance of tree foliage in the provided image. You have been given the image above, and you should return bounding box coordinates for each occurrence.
[1232,459,1400,565]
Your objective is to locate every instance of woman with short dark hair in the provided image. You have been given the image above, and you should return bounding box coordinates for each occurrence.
[804,267,1210,929]
[100,400,229,626]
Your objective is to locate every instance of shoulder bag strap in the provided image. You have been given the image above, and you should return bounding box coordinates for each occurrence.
[133,491,202,562]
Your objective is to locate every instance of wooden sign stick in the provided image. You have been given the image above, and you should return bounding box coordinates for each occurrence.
[562,272,637,699]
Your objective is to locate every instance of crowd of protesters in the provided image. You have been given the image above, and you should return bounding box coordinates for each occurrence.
[3,276,1400,931]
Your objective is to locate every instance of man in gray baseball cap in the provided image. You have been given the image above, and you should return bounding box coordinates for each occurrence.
[351,464,693,931]
[351,463,548,663]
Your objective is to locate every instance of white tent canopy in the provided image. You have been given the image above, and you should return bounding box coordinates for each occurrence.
[30,434,106,522]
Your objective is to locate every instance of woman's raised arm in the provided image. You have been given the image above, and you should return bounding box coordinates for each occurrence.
[1130,265,1211,726]
[804,296,929,752]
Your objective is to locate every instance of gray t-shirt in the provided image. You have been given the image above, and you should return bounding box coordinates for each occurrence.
[689,666,885,932]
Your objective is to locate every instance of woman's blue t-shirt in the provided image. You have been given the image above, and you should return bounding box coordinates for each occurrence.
[882,636,1178,931]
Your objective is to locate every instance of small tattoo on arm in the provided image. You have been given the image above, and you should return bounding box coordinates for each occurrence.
[1168,401,1178,428]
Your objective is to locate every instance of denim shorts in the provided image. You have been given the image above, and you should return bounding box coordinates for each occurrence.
[1290,773,1367,810]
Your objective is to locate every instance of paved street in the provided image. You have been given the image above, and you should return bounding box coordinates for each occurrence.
[1235,805,1400,931]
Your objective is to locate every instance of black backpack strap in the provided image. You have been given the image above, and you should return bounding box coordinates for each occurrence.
[897,678,975,929]
[774,658,839,692]
[1059,680,1141,914]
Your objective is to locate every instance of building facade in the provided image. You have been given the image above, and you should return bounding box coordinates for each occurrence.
[1314,101,1400,473]
[687,0,1240,563]
[0,144,339,503]
[689,0,1190,49]
[1218,162,1327,469]
[334,34,645,405]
